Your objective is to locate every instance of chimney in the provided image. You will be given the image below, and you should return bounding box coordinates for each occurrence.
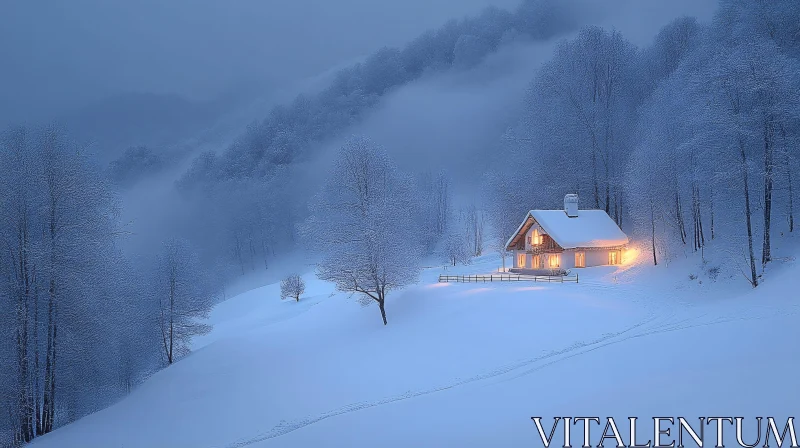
[564,194,578,217]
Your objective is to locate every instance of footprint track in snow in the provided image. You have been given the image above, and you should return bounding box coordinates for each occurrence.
[216,305,787,448]
[217,316,664,447]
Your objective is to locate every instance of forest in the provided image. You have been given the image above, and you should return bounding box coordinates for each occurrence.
[0,0,798,445]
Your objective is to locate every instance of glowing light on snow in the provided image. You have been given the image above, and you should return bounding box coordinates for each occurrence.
[426,282,451,289]
[458,287,493,296]
[512,286,547,292]
[623,247,640,265]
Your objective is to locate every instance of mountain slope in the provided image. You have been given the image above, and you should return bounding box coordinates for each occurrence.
[29,237,800,448]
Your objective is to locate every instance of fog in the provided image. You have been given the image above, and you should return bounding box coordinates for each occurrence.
[333,0,719,201]
[0,0,719,260]
[0,0,520,125]
[66,0,719,262]
[0,0,718,126]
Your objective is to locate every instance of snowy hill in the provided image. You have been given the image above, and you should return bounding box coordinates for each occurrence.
[29,241,800,448]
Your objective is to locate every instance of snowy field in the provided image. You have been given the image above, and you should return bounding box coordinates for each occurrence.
[30,238,800,448]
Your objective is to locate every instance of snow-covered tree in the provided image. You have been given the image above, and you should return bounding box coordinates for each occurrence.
[442,226,471,267]
[461,204,486,257]
[302,136,424,325]
[700,37,800,283]
[521,26,638,225]
[481,166,528,271]
[418,170,451,253]
[0,125,141,443]
[637,16,702,99]
[625,4,800,284]
[153,238,215,365]
[280,274,305,302]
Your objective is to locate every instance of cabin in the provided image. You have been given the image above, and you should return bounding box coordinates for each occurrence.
[504,194,629,275]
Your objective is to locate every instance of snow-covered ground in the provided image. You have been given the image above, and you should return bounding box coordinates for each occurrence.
[30,237,800,448]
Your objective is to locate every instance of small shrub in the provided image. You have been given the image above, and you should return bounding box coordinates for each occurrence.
[280,274,305,302]
[706,266,720,281]
[689,273,698,281]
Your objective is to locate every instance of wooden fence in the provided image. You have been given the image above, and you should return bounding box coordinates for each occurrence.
[438,273,579,284]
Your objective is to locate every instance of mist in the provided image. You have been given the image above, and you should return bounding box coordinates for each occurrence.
[0,0,520,125]
[325,0,718,202]
[104,0,719,270]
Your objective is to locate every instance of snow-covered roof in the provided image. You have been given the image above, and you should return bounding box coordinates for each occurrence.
[505,209,628,250]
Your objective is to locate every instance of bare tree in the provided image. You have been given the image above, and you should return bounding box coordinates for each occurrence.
[280,274,305,302]
[442,219,472,267]
[462,204,486,257]
[481,170,527,271]
[0,125,139,443]
[154,239,215,365]
[528,26,638,223]
[302,136,424,325]
[417,169,451,253]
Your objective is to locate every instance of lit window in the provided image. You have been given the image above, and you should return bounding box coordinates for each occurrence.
[575,252,585,268]
[532,255,541,269]
[548,254,560,268]
[517,253,526,268]
[609,250,620,265]
[532,229,540,245]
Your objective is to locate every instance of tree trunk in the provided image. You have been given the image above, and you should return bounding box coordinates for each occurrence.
[45,319,57,434]
[650,199,658,266]
[698,187,705,247]
[248,233,256,271]
[691,186,698,252]
[234,234,244,275]
[675,191,687,245]
[15,218,36,443]
[169,266,175,365]
[378,298,388,326]
[41,278,56,436]
[789,165,795,232]
[260,229,269,270]
[33,277,41,437]
[710,186,715,240]
[762,119,774,268]
[741,142,758,287]
[690,184,704,252]
[604,163,610,215]
[592,136,600,208]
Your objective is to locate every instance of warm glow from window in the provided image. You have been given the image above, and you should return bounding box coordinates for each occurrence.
[533,255,541,269]
[532,229,540,246]
[517,253,526,268]
[623,248,639,265]
[575,252,585,268]
[609,250,620,265]
[548,254,559,268]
